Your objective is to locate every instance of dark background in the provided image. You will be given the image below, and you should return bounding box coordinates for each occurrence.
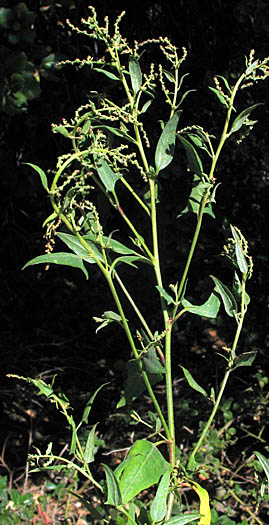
[0,0,268,489]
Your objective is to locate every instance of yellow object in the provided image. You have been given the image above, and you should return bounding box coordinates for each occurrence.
[189,481,211,525]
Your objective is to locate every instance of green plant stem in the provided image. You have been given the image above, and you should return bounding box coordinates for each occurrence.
[106,272,171,440]
[177,73,246,305]
[188,278,247,468]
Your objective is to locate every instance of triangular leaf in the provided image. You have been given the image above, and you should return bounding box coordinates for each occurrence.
[233,351,257,370]
[177,175,213,218]
[181,292,220,318]
[155,114,180,172]
[117,359,163,407]
[115,440,172,504]
[143,348,166,374]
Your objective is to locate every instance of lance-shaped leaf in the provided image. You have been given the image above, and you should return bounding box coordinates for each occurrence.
[95,125,136,144]
[180,366,207,397]
[155,113,180,172]
[82,383,108,424]
[232,272,250,306]
[150,471,170,522]
[164,513,200,524]
[230,225,248,274]
[57,232,103,263]
[208,86,228,106]
[94,156,122,192]
[255,452,269,484]
[22,253,89,279]
[84,232,136,255]
[24,163,49,192]
[102,464,122,506]
[84,423,98,464]
[115,439,172,504]
[129,56,142,96]
[181,292,220,318]
[94,68,120,81]
[210,275,237,318]
[177,135,203,176]
[229,103,262,135]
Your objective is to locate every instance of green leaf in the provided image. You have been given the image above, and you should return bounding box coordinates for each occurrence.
[94,68,120,81]
[232,272,250,306]
[210,276,237,318]
[177,175,213,218]
[230,225,248,274]
[181,292,220,319]
[255,452,269,484]
[117,360,163,407]
[180,366,208,397]
[96,125,136,144]
[102,464,122,506]
[163,69,175,83]
[84,423,97,463]
[0,7,13,29]
[208,86,227,106]
[94,156,122,192]
[52,125,70,137]
[24,163,49,192]
[164,513,200,524]
[233,351,257,370]
[57,232,103,263]
[155,113,180,172]
[143,348,166,374]
[230,103,262,134]
[42,212,58,228]
[177,135,203,176]
[141,100,153,114]
[150,471,170,522]
[115,440,172,504]
[129,56,142,96]
[111,255,152,273]
[22,253,89,279]
[84,232,136,255]
[156,285,174,305]
[82,383,108,424]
